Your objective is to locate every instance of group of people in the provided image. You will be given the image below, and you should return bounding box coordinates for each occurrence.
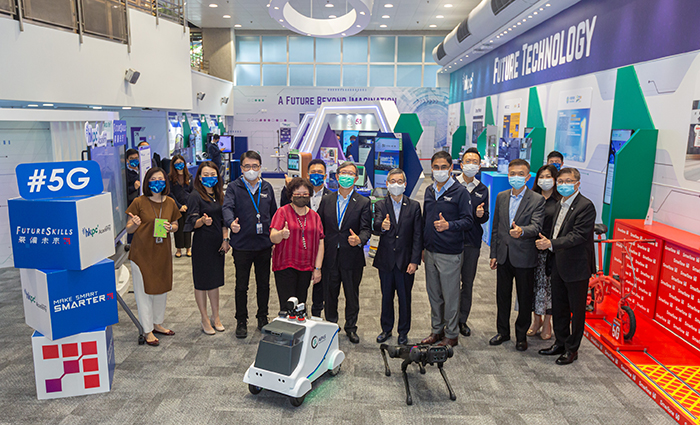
[123,147,596,365]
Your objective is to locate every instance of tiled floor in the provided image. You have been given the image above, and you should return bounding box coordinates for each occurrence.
[0,178,675,424]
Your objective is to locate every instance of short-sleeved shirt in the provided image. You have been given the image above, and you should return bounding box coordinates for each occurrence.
[126,196,181,294]
[270,204,324,272]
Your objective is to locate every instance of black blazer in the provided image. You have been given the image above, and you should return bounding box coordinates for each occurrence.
[318,190,371,270]
[549,193,597,282]
[372,195,422,273]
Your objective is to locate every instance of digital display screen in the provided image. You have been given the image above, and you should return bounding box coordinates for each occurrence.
[355,165,366,187]
[374,137,401,188]
[288,155,300,171]
[604,129,634,204]
[218,135,233,153]
[90,144,128,239]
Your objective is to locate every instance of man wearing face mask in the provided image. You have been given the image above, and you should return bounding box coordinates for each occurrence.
[372,169,422,345]
[316,161,371,343]
[421,151,474,348]
[455,147,490,337]
[222,151,278,339]
[535,168,596,365]
[280,159,331,211]
[547,151,564,171]
[126,149,141,206]
[489,159,545,352]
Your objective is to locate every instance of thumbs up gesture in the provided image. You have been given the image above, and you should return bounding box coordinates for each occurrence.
[348,228,361,246]
[128,212,141,227]
[476,202,485,218]
[434,212,449,232]
[381,214,391,231]
[230,217,241,233]
[281,221,291,239]
[202,213,212,226]
[509,221,523,238]
[535,232,552,250]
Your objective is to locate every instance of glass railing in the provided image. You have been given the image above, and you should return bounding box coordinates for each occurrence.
[0,0,16,15]
[82,0,127,42]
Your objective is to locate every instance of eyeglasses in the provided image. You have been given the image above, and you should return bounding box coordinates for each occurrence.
[241,164,260,171]
[292,193,310,198]
[387,180,405,185]
[338,171,356,176]
[556,179,578,185]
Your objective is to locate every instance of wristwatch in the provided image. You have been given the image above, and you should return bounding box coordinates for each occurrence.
[314,267,321,271]
[225,238,230,242]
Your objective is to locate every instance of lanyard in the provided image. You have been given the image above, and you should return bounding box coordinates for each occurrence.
[150,198,163,219]
[295,210,308,250]
[337,195,349,228]
[245,181,261,222]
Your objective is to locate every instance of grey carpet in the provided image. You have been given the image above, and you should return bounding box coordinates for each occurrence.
[0,178,675,424]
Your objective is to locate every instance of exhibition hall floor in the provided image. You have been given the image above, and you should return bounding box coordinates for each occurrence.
[0,179,676,424]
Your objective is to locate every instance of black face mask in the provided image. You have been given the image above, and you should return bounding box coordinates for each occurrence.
[292,196,310,208]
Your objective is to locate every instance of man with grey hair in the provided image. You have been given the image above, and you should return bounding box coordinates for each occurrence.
[317,161,371,343]
[372,168,422,345]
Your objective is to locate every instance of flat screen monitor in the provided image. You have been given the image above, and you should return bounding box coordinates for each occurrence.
[218,135,233,153]
[342,130,359,153]
[89,143,128,241]
[497,137,531,174]
[374,137,402,189]
[355,165,366,187]
[604,129,635,204]
[287,153,300,172]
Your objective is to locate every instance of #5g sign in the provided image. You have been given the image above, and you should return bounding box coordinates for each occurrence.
[16,161,103,199]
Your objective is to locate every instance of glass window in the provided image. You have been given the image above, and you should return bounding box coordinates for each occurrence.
[235,64,260,86]
[397,65,422,87]
[262,36,287,62]
[262,64,287,86]
[370,36,395,63]
[236,36,260,62]
[370,65,394,87]
[316,65,341,86]
[423,65,441,88]
[289,36,314,62]
[397,36,422,63]
[343,37,367,63]
[289,65,314,86]
[343,65,367,87]
[424,36,443,63]
[316,38,341,62]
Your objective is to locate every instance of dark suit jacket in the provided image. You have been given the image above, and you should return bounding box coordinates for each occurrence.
[372,195,422,273]
[318,190,371,270]
[549,192,597,282]
[490,188,545,269]
[280,186,331,208]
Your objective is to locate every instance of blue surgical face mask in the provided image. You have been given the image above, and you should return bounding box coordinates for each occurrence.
[551,162,562,171]
[557,183,576,197]
[149,180,166,194]
[129,159,139,168]
[309,173,325,187]
[202,176,218,188]
[174,162,185,171]
[509,175,527,190]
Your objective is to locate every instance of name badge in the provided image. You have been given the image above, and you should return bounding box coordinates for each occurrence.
[256,222,263,235]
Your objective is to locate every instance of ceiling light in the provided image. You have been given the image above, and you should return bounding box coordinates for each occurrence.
[379,24,387,28]
[279,19,283,22]
[528,15,532,18]
[460,59,463,61]
[341,33,346,36]
[539,7,544,10]
[90,106,102,109]
[534,11,538,15]
[208,3,217,7]
[329,14,336,18]
[43,103,53,106]
[444,3,453,7]
[384,3,393,7]
[436,15,444,18]
[223,15,230,18]
[359,11,365,15]
[27,104,38,107]
[382,15,390,18]
[325,1,334,7]
[429,24,437,27]
[517,22,521,25]
[234,24,242,27]
[122,107,131,110]
[522,19,526,21]
[546,3,551,6]
[496,36,499,38]
[274,6,279,9]
[356,24,361,27]
[490,40,493,42]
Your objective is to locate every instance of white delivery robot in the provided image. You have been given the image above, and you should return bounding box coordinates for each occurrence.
[244,298,345,406]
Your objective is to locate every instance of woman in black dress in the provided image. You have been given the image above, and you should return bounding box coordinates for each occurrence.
[527,164,561,340]
[186,162,229,335]
[169,154,194,258]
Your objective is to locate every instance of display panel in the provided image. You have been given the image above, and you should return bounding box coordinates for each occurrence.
[287,153,300,172]
[604,129,635,204]
[342,130,359,153]
[218,135,233,153]
[374,137,402,189]
[89,143,128,240]
[496,138,531,174]
[356,165,366,187]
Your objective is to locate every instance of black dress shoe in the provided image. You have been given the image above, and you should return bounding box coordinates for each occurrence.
[538,344,566,356]
[459,323,471,337]
[257,317,268,331]
[515,340,528,351]
[347,331,360,344]
[376,331,392,343]
[556,351,578,365]
[489,334,510,346]
[235,321,247,339]
[397,334,408,345]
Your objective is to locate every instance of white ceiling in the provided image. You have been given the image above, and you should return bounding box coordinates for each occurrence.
[185,0,479,32]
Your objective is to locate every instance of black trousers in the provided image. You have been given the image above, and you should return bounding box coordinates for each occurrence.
[496,255,534,342]
[550,258,589,352]
[233,248,271,322]
[173,214,191,249]
[379,265,414,336]
[459,245,481,324]
[311,279,324,317]
[274,267,312,310]
[323,250,363,333]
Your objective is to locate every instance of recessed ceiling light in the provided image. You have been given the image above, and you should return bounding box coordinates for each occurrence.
[490,40,493,42]
[234,24,242,27]
[436,15,444,18]
[466,55,468,57]
[539,7,544,10]
[382,15,390,18]
[274,6,278,9]
[27,104,38,107]
[341,33,346,36]
[546,3,551,6]
[528,15,532,18]
[384,3,393,7]
[517,22,521,25]
[429,24,437,27]
[359,11,365,15]
[223,15,230,18]
[208,3,217,7]
[534,11,538,15]
[496,36,499,38]
[122,107,131,110]
[325,1,334,7]
[279,19,283,22]
[356,24,361,27]
[444,3,453,7]
[380,24,387,28]
[91,106,102,109]
[266,3,269,6]
[460,59,462,61]
[522,19,526,21]
[329,14,336,18]
[43,103,53,106]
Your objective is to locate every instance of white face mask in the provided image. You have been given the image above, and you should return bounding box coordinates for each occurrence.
[387,183,406,197]
[433,169,450,183]
[462,164,480,178]
[538,178,554,191]
[243,169,259,181]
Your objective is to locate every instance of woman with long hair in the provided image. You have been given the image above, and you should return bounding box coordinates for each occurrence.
[169,154,194,257]
[527,164,561,340]
[125,167,181,346]
[186,161,229,334]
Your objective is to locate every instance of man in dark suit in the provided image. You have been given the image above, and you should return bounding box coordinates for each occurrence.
[489,159,545,351]
[536,167,596,365]
[373,168,422,346]
[317,161,371,343]
[280,159,332,317]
